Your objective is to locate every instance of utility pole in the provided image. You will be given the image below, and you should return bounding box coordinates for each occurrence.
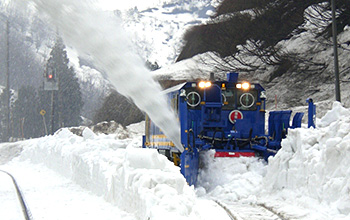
[331,0,341,102]
[5,19,10,142]
[50,90,55,134]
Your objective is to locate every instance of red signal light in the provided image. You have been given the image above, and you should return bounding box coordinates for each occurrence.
[48,74,53,79]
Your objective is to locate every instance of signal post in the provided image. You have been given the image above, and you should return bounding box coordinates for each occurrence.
[43,68,58,135]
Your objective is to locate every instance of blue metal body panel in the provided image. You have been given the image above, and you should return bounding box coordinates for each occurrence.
[307,98,316,128]
[291,112,305,128]
[180,149,199,185]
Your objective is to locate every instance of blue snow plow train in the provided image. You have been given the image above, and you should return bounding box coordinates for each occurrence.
[142,72,316,186]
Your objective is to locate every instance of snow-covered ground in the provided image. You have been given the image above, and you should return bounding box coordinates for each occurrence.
[1,102,350,219]
[0,122,228,220]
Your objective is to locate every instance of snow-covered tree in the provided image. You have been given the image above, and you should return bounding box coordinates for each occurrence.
[41,37,83,133]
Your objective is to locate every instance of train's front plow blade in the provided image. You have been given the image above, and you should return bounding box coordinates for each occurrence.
[180,149,199,186]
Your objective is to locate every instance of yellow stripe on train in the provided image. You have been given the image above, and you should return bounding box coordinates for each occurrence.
[151,134,168,139]
[147,141,175,147]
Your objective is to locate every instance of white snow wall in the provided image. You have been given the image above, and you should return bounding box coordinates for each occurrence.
[16,0,183,151]
[18,128,195,220]
[264,102,350,216]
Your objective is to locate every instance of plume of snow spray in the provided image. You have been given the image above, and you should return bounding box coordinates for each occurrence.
[19,0,183,151]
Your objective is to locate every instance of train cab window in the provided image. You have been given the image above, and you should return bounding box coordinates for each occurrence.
[185,88,203,109]
[222,88,235,110]
[237,90,258,111]
[187,91,200,107]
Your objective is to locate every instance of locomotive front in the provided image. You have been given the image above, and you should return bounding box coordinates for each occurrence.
[182,72,267,155]
[143,72,314,185]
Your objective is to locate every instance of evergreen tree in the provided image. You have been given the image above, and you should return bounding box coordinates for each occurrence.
[0,89,6,141]
[42,37,83,133]
[12,86,43,138]
[0,88,16,141]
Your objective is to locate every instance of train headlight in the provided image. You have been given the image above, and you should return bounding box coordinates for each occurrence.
[236,82,250,90]
[242,82,250,90]
[199,81,212,88]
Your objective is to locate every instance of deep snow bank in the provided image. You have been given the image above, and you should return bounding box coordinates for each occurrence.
[14,126,227,220]
[17,128,190,220]
[264,102,350,217]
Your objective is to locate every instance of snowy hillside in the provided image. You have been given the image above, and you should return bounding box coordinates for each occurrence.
[148,3,350,112]
[119,0,221,66]
[152,28,350,114]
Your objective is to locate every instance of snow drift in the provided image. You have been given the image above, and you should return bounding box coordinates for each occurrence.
[16,128,187,220]
[11,126,227,220]
[264,101,350,217]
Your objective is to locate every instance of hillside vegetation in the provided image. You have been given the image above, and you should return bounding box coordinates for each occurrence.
[177,0,350,79]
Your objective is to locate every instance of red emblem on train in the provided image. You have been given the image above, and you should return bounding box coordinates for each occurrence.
[229,110,243,123]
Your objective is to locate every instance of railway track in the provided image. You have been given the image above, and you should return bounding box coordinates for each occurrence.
[215,200,289,220]
[0,170,33,220]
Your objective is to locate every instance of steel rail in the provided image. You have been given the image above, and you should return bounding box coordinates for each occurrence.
[257,203,289,220]
[0,170,33,220]
[214,200,239,220]
[215,199,289,220]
